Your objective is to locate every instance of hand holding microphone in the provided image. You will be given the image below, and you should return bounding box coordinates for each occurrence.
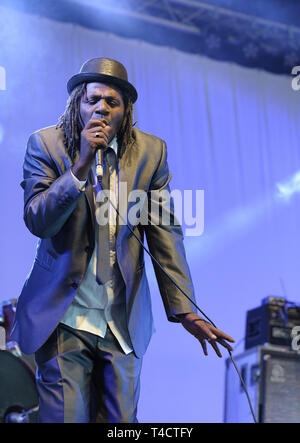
[72,118,111,182]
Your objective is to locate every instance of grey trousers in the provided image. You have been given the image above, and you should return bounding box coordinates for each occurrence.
[34,323,143,423]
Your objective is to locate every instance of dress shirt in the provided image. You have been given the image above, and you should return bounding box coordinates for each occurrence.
[61,138,133,354]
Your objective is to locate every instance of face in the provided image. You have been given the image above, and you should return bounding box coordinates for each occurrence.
[80,82,125,143]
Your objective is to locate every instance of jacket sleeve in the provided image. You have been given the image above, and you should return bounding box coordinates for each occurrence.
[145,141,198,322]
[21,131,85,238]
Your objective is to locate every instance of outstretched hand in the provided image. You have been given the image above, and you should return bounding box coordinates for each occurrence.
[179,313,235,358]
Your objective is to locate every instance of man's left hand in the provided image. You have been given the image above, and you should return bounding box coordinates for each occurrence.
[179,313,235,358]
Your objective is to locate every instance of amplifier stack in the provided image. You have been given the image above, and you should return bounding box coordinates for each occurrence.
[225,296,300,423]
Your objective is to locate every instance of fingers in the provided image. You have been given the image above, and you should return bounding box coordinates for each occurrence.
[216,337,234,352]
[198,337,229,358]
[81,120,111,151]
[209,326,235,343]
[198,337,221,358]
[196,322,235,358]
[85,119,111,140]
[206,325,235,357]
[89,125,110,141]
[181,313,235,358]
[208,337,234,358]
[91,129,109,144]
[90,125,110,136]
[193,319,217,341]
[199,339,208,356]
[85,118,109,130]
[208,339,222,358]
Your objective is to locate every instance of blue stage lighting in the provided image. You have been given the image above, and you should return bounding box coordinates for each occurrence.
[0,66,6,90]
[276,171,300,200]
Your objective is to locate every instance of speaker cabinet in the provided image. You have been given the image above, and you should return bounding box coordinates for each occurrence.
[224,345,300,423]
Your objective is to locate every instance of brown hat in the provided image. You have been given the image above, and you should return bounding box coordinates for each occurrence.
[67,57,138,103]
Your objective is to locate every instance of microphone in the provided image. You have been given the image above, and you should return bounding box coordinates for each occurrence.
[95,119,109,182]
[96,148,103,181]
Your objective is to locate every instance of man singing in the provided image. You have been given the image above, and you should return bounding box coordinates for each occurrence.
[12,57,234,423]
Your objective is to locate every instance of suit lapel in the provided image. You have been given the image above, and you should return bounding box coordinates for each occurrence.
[117,144,138,239]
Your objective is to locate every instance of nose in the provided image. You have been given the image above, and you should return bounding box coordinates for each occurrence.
[95,98,109,117]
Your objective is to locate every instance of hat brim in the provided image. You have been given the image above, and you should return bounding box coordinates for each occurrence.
[67,73,138,103]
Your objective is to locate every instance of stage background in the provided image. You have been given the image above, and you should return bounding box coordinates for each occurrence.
[0,5,300,422]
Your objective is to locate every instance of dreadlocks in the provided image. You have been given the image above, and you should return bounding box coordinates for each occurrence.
[57,83,135,162]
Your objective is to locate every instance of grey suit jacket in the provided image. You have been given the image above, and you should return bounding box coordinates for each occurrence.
[11,126,197,356]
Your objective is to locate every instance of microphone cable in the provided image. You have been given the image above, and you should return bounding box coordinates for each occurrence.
[97,175,258,424]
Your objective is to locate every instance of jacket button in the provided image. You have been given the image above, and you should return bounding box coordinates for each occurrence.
[71,281,78,289]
